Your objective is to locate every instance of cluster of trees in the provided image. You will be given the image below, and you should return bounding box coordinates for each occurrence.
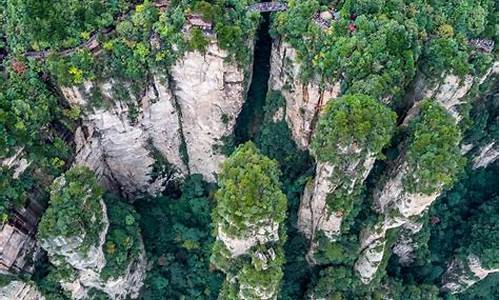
[405,100,465,194]
[211,142,287,299]
[37,166,105,254]
[389,162,499,299]
[135,175,223,299]
[310,94,396,220]
[101,193,143,281]
[273,0,497,103]
[30,0,260,91]
[5,0,129,52]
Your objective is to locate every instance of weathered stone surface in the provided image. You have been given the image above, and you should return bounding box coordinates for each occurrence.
[0,224,38,275]
[40,193,146,300]
[1,148,30,179]
[62,244,146,300]
[442,255,499,294]
[0,280,44,300]
[40,196,108,272]
[217,222,280,258]
[63,79,181,197]
[269,40,341,149]
[171,42,249,181]
[472,141,499,169]
[356,158,441,283]
[65,43,250,193]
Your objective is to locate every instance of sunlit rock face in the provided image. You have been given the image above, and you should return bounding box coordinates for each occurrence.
[442,255,499,294]
[217,222,280,258]
[269,40,341,149]
[472,142,499,169]
[298,150,376,251]
[0,280,45,300]
[60,245,146,300]
[355,154,442,283]
[170,42,249,181]
[64,43,251,195]
[38,173,146,300]
[62,78,185,198]
[406,63,498,125]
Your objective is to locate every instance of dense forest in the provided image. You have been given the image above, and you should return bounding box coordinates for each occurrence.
[0,0,498,300]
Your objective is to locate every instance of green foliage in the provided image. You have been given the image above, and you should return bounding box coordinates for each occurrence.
[37,166,105,253]
[101,193,142,280]
[311,94,396,163]
[189,28,209,52]
[0,67,57,158]
[405,100,465,194]
[136,175,223,299]
[274,0,497,99]
[389,162,498,298]
[273,0,420,100]
[5,0,127,52]
[309,94,395,219]
[213,142,287,238]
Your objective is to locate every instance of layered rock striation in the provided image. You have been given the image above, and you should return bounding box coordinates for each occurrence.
[64,42,250,197]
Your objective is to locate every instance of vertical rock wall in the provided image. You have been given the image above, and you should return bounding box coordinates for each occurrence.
[441,255,499,294]
[268,40,340,150]
[64,42,251,196]
[170,42,249,181]
[0,280,45,300]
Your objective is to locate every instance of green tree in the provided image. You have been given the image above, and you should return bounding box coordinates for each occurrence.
[405,100,465,194]
[37,166,105,253]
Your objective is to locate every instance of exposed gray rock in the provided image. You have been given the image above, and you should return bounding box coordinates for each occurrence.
[442,255,499,294]
[65,43,251,194]
[170,42,250,181]
[355,157,441,283]
[269,40,341,149]
[472,142,499,169]
[1,148,30,179]
[63,79,181,198]
[0,280,44,300]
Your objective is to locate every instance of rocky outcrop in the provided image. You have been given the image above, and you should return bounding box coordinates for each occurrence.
[472,142,499,169]
[63,78,185,198]
[0,280,44,300]
[40,188,109,272]
[170,42,249,181]
[65,43,250,195]
[61,245,146,300]
[217,222,280,258]
[269,40,341,149]
[0,223,38,275]
[441,255,499,294]
[298,150,376,248]
[1,148,30,179]
[406,63,498,125]
[391,221,424,266]
[39,180,145,300]
[355,155,442,283]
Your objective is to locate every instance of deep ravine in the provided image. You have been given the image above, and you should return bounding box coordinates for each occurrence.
[233,13,272,145]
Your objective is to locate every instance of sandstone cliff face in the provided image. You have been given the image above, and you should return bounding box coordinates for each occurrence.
[268,40,341,149]
[40,191,145,300]
[0,280,44,300]
[442,255,499,294]
[298,151,376,247]
[355,155,442,283]
[60,245,146,300]
[63,78,185,198]
[170,42,248,181]
[472,141,499,169]
[64,43,250,196]
[405,63,498,125]
[217,222,280,258]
